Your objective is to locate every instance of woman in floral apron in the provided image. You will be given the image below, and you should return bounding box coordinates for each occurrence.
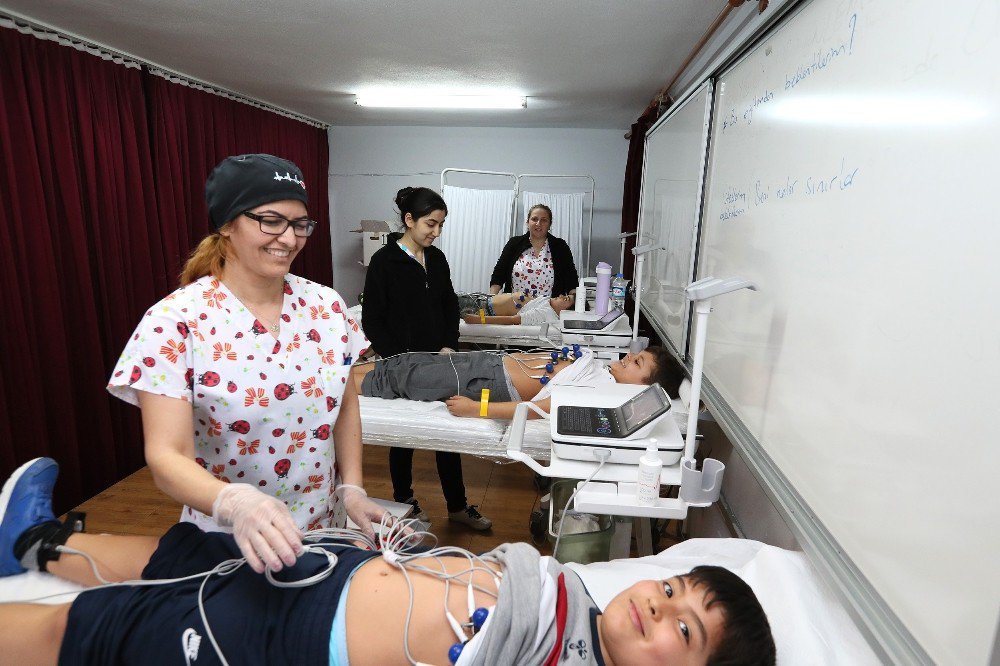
[108,154,386,573]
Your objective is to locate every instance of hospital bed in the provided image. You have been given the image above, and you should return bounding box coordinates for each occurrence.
[357,381,693,460]
[458,319,559,348]
[348,304,560,350]
[359,395,554,459]
[0,536,880,665]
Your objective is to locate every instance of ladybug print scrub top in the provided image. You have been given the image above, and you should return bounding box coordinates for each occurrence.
[108,274,369,533]
[510,241,555,298]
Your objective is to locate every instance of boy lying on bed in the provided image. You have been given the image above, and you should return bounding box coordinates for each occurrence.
[352,345,684,419]
[457,292,575,326]
[0,458,776,665]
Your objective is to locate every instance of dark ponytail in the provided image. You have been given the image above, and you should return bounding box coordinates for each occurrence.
[396,187,447,226]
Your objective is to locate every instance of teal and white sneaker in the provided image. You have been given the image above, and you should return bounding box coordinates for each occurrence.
[0,458,59,576]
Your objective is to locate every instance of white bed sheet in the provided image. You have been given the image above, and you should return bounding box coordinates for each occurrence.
[0,569,82,604]
[360,396,552,459]
[570,538,880,665]
[458,320,558,347]
[348,303,560,348]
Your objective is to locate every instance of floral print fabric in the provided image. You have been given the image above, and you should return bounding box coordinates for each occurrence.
[510,241,555,298]
[108,274,369,532]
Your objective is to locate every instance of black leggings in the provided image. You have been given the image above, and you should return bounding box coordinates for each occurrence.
[362,352,512,512]
[389,447,467,513]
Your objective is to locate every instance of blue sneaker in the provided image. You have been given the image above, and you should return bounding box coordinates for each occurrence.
[0,458,59,576]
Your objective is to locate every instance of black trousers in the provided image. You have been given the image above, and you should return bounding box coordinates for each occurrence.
[362,352,510,514]
[389,447,467,513]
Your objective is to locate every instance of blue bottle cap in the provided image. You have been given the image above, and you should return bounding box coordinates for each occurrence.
[472,607,490,630]
[550,351,559,361]
[448,643,464,664]
[562,346,569,354]
[539,376,550,385]
[515,303,522,309]
[545,363,554,373]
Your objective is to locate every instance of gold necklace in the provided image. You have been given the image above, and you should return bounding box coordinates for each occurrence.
[248,306,281,334]
[225,283,282,334]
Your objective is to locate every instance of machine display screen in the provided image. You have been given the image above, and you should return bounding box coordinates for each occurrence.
[621,384,671,432]
[563,307,624,331]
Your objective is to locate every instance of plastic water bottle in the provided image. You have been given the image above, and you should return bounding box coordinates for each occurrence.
[611,273,627,312]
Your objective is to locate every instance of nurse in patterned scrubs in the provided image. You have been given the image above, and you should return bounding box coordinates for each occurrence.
[488,204,579,299]
[107,154,387,574]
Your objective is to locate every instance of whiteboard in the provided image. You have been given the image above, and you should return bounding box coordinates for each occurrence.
[697,0,1000,664]
[636,81,712,358]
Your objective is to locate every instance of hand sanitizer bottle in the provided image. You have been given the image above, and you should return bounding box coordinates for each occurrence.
[636,438,662,506]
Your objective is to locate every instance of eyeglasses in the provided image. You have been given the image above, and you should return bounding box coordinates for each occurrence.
[243,210,317,238]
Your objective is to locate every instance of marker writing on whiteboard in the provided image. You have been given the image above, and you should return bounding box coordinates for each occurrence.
[785,13,859,90]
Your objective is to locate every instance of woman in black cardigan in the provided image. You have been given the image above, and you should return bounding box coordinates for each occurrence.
[361,186,492,531]
[489,204,579,297]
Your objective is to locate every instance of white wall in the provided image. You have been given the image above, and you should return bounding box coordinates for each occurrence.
[327,126,628,305]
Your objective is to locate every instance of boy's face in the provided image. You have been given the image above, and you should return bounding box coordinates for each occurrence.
[608,350,655,385]
[598,576,725,666]
[549,294,575,313]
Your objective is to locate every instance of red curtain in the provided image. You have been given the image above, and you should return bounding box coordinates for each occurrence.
[146,76,332,285]
[0,29,157,512]
[619,106,660,279]
[0,25,330,512]
[620,105,664,345]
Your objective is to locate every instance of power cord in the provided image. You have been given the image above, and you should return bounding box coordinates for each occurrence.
[551,448,611,560]
[8,515,500,666]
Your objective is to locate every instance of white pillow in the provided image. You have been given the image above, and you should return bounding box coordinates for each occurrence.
[0,569,83,604]
[568,538,880,665]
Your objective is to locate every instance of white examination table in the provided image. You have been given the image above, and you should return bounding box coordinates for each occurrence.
[358,382,692,459]
[359,396,554,459]
[348,304,560,350]
[0,537,878,664]
[458,319,560,348]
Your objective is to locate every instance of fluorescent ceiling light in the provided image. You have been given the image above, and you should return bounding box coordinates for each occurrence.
[355,93,526,109]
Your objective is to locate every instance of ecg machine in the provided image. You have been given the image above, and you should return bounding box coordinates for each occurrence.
[556,383,671,438]
[561,307,624,331]
[549,384,683,465]
[558,308,633,348]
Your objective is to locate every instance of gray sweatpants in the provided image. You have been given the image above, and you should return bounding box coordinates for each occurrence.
[361,352,513,402]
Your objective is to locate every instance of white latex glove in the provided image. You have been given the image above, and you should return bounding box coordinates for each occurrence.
[439,347,455,354]
[212,483,303,574]
[338,484,394,541]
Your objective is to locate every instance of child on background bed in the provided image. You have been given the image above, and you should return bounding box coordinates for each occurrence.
[353,346,684,420]
[457,292,575,326]
[0,458,777,665]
